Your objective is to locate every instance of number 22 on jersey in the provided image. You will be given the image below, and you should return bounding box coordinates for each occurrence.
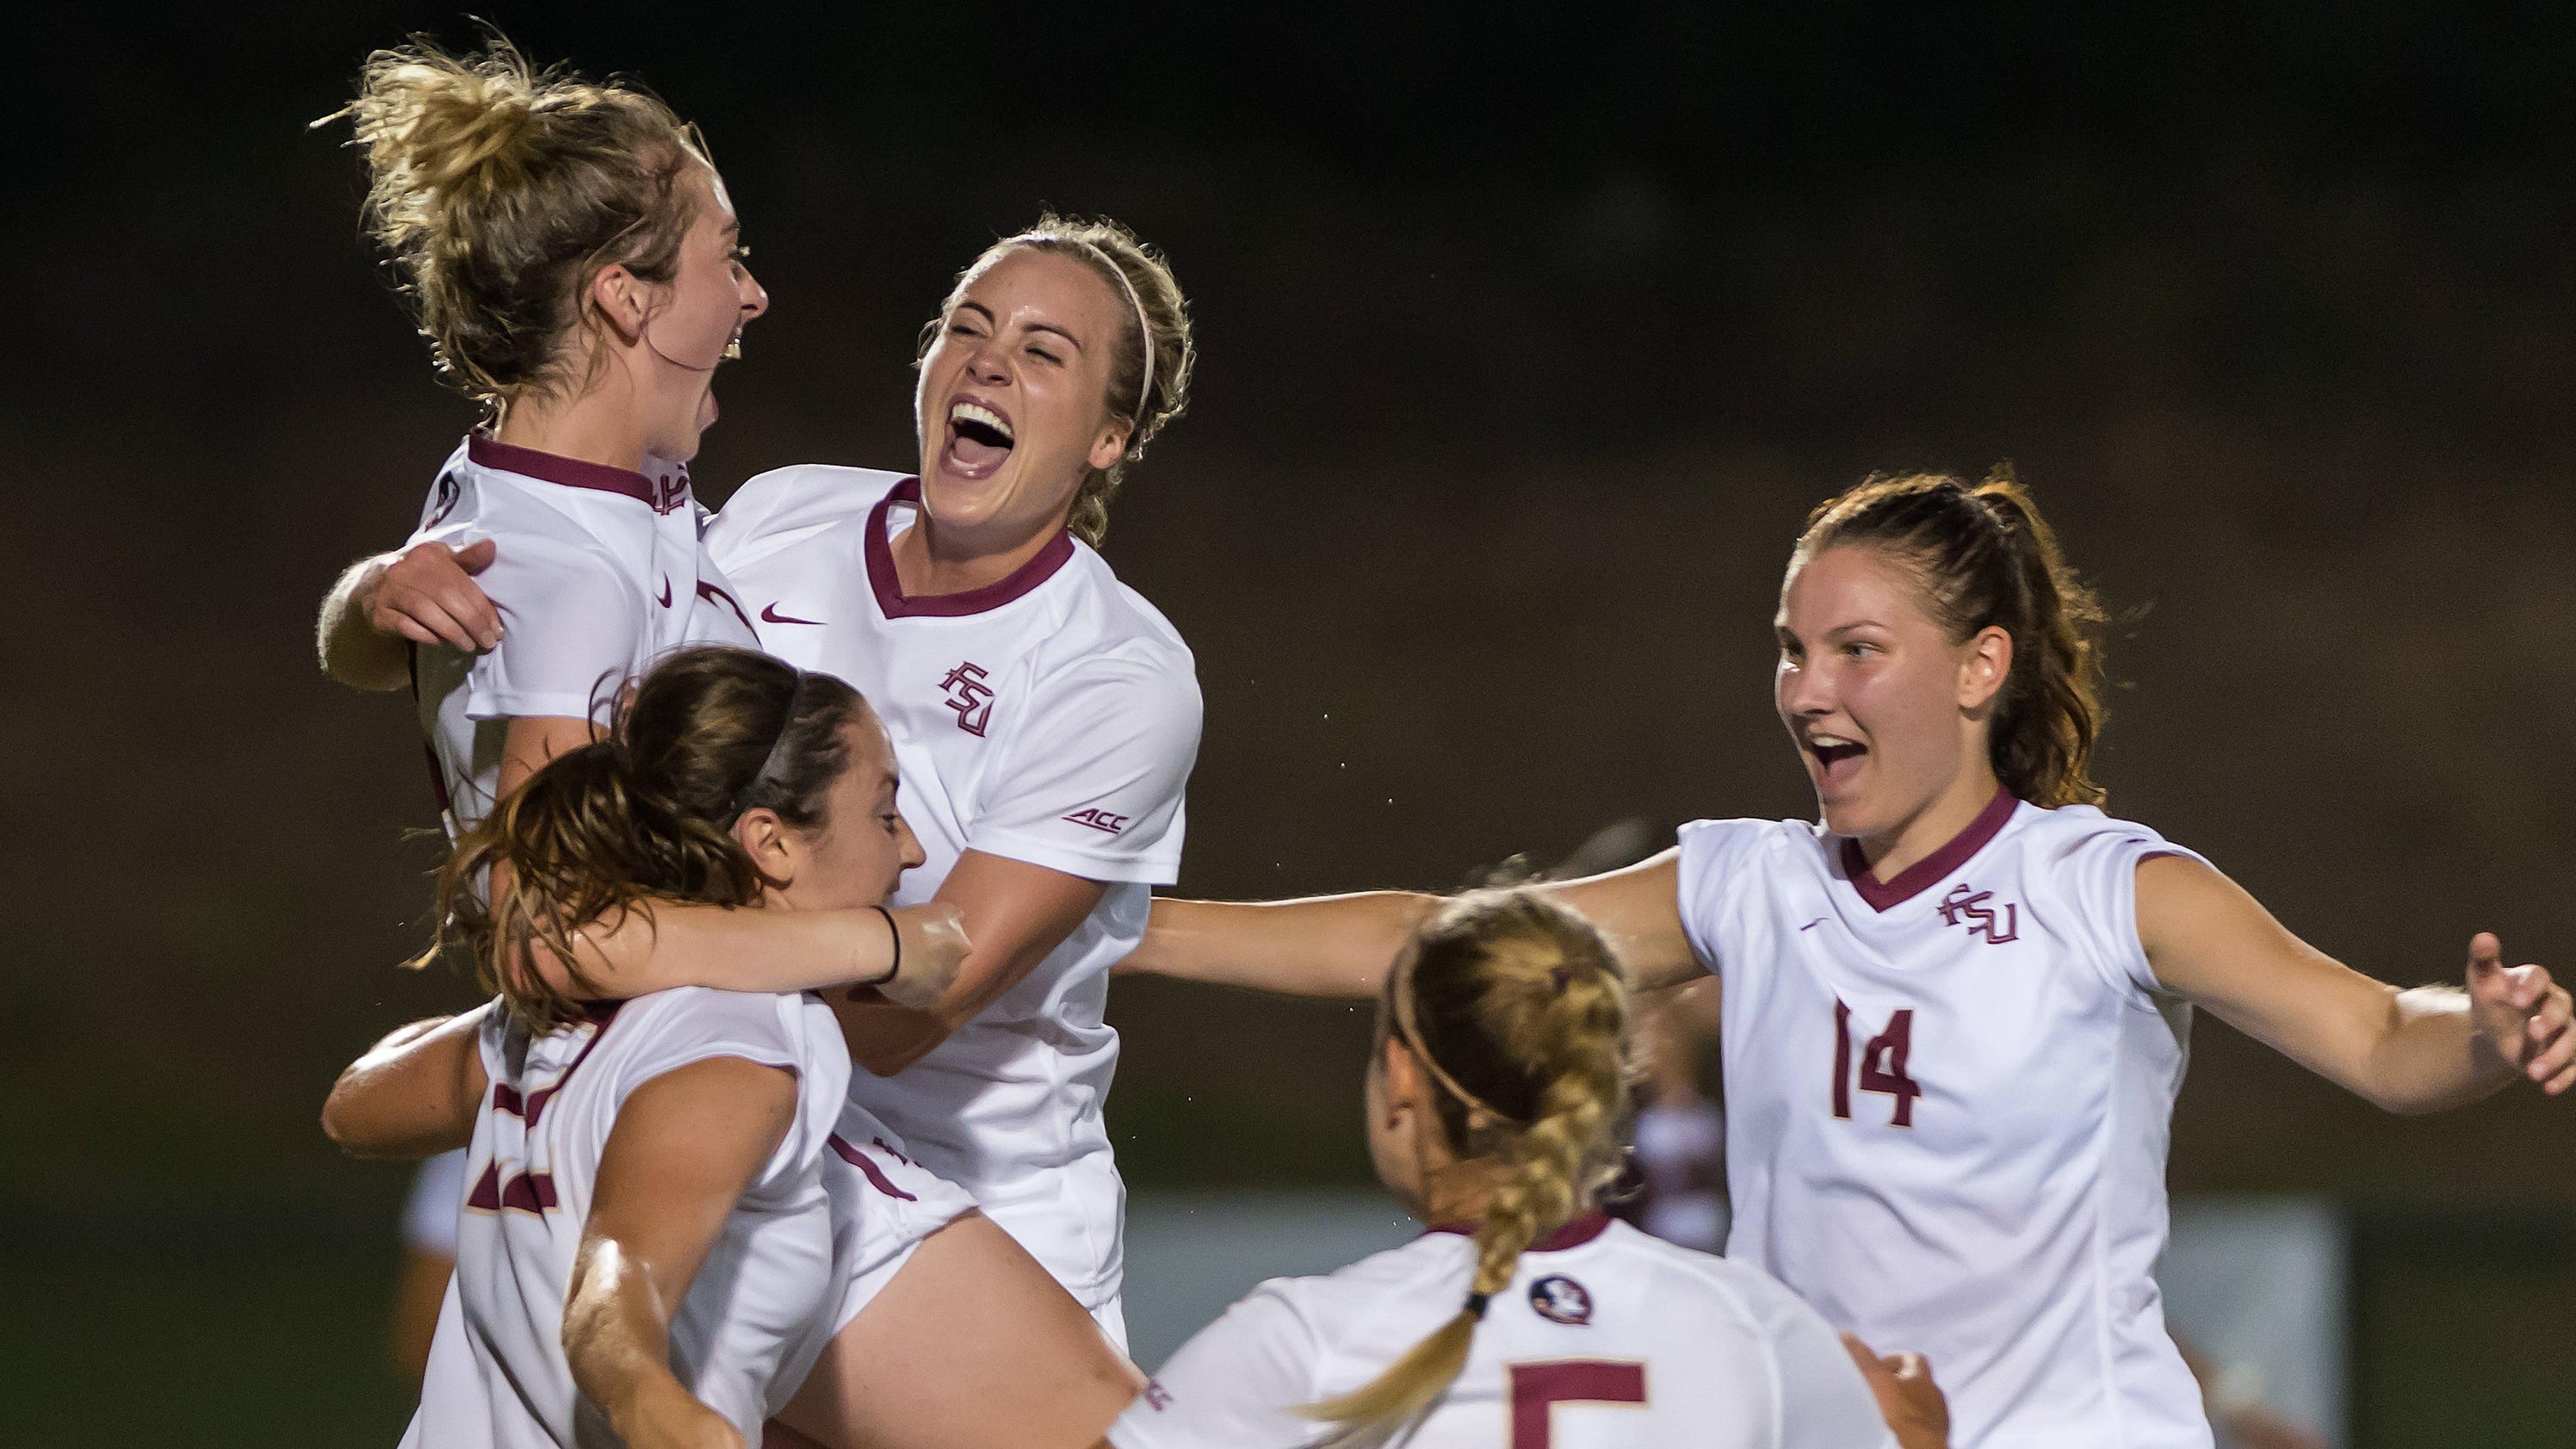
[1830,999,1921,1127]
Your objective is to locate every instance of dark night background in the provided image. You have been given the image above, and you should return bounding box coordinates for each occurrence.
[5,4,2575,1441]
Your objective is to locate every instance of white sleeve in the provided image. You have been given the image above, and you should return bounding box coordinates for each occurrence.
[968,651,1200,884]
[2049,819,2213,998]
[703,465,863,579]
[417,529,645,723]
[1107,1283,1322,1449]
[1673,818,1772,981]
[702,465,802,573]
[1723,1268,1902,1449]
[609,991,851,1192]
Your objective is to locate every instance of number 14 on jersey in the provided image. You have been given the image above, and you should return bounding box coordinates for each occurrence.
[1831,999,1922,1127]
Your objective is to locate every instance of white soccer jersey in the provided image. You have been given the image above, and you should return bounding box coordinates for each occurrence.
[706,467,1201,1310]
[1110,1213,1897,1449]
[403,988,851,1448]
[1677,789,2211,1449]
[406,436,763,833]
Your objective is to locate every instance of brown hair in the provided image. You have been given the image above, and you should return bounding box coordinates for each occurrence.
[412,647,869,1030]
[1303,889,1632,1441]
[922,213,1195,546]
[324,34,710,406]
[1794,466,2113,808]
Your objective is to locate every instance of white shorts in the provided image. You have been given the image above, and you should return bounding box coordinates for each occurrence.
[824,1109,978,1336]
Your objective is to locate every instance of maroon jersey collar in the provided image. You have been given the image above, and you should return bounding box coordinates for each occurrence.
[467,434,687,515]
[1422,1210,1613,1253]
[1838,785,2020,912]
[864,477,1076,620]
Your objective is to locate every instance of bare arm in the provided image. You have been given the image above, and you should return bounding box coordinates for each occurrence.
[317,539,503,691]
[322,1006,496,1158]
[830,850,1106,1076]
[563,1056,795,1449]
[1117,850,1708,999]
[498,722,973,1007]
[2139,855,2576,1114]
[1116,890,1440,998]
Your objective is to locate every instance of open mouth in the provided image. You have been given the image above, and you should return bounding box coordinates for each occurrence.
[1805,732,1868,781]
[944,399,1016,477]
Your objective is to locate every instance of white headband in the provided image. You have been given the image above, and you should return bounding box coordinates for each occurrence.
[1069,238,1155,445]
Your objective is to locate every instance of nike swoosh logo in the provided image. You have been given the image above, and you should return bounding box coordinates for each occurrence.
[760,603,825,625]
[657,577,673,608]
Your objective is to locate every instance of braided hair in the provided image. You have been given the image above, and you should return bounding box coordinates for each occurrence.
[1302,889,1632,1442]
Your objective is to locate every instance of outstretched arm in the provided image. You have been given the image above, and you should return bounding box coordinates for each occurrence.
[489,716,974,1010]
[318,539,503,691]
[564,1056,796,1449]
[1117,890,1441,998]
[322,1006,496,1158]
[2139,854,2576,1114]
[1118,851,1708,1000]
[531,897,970,1006]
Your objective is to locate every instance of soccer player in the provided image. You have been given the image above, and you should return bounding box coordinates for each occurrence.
[316,40,1136,1446]
[1119,470,2574,1447]
[313,40,977,1338]
[1106,889,1941,1449]
[325,214,1204,1352]
[326,647,1133,1449]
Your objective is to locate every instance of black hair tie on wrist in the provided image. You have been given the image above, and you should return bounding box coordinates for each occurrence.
[860,904,901,988]
[1464,1291,1491,1320]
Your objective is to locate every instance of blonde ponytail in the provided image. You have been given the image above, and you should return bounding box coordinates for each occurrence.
[1303,890,1631,1443]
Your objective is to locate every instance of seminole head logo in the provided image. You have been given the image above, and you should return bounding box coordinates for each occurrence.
[1528,1274,1594,1326]
[427,469,462,529]
[939,661,994,737]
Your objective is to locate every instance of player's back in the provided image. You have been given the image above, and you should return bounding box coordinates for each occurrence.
[406,988,849,1448]
[1113,1214,1894,1449]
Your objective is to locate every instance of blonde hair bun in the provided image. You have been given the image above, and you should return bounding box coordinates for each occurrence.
[319,32,709,404]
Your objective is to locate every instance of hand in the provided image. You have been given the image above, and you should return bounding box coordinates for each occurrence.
[1842,1334,1948,1449]
[370,538,501,653]
[2464,932,2576,1094]
[617,1379,744,1449]
[869,902,972,1012]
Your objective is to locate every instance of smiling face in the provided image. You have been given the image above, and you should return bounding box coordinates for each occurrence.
[752,711,925,913]
[913,246,1136,552]
[1774,542,2011,842]
[627,163,769,461]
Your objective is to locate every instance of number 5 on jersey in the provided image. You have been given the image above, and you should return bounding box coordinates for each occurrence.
[1831,999,1921,1127]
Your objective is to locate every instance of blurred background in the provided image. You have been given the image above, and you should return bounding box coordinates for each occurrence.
[6,3,2575,1443]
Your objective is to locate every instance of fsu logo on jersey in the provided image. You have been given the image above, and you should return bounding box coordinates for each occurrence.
[1528,1274,1594,1326]
[939,661,995,736]
[1935,882,2019,944]
[427,469,462,529]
